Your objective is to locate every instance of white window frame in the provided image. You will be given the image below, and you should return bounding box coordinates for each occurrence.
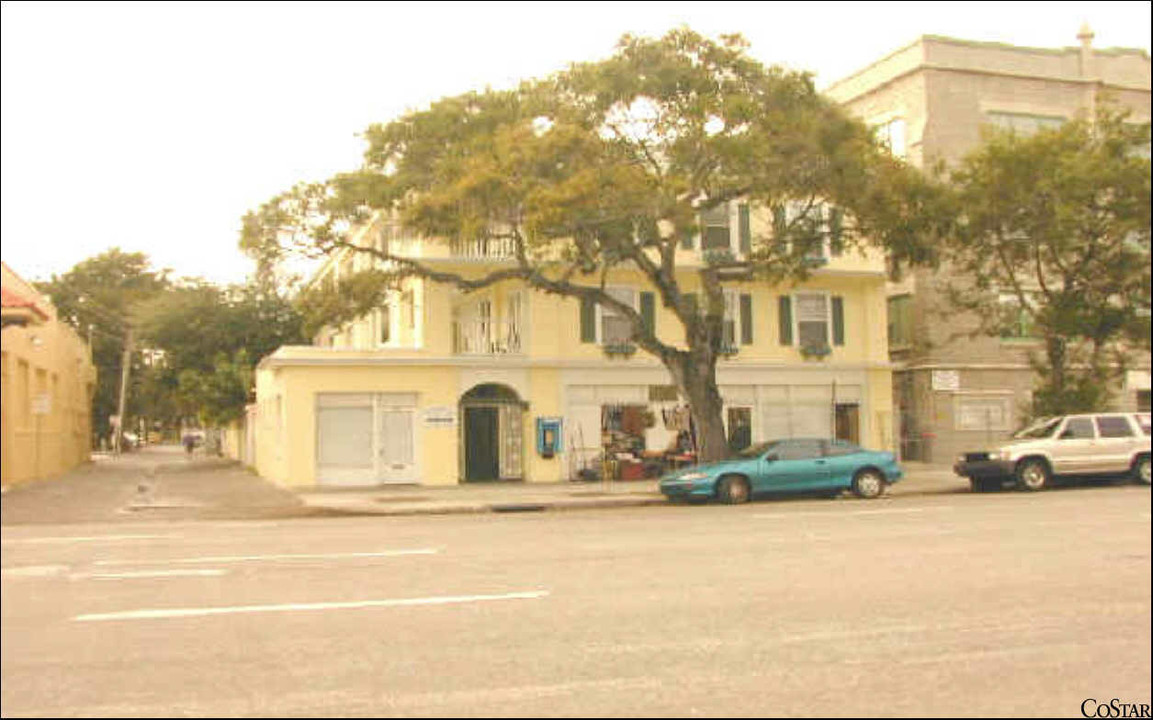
[683,201,743,255]
[873,116,907,159]
[376,292,399,348]
[597,287,638,345]
[699,202,734,253]
[792,291,832,349]
[722,289,743,347]
[784,200,833,261]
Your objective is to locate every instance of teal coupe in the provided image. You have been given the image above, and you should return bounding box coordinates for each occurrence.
[659,438,903,504]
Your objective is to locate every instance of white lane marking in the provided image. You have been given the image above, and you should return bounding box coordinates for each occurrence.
[73,590,550,622]
[1,534,179,546]
[93,549,438,567]
[70,569,228,580]
[754,507,941,520]
[1,565,70,578]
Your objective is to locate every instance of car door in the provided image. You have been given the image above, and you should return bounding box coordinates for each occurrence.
[1093,415,1138,473]
[1051,417,1097,475]
[756,439,828,491]
[821,439,867,489]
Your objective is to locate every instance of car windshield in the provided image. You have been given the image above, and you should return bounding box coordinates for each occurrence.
[1013,417,1061,439]
[736,441,779,458]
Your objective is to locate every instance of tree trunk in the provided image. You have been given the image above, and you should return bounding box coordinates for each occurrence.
[668,351,729,464]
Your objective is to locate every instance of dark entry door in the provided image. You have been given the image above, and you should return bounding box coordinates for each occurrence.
[465,407,500,481]
[835,403,860,444]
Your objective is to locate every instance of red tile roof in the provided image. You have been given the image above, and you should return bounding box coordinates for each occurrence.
[1,286,49,320]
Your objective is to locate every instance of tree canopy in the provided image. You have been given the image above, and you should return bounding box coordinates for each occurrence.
[36,249,170,442]
[242,29,942,460]
[38,250,305,442]
[944,107,1152,417]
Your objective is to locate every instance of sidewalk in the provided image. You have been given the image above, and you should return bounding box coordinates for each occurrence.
[2,446,965,525]
[2,445,312,525]
[294,461,965,517]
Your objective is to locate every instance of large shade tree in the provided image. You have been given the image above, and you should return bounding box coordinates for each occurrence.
[138,281,305,425]
[944,107,1151,418]
[36,249,170,444]
[242,30,941,461]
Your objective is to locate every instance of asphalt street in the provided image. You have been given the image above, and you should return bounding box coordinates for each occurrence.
[3,482,1150,717]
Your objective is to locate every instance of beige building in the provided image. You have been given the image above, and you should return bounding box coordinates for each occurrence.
[1,262,96,486]
[826,29,1152,463]
[251,206,897,488]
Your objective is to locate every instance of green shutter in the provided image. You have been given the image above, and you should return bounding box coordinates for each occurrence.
[740,293,753,345]
[580,296,596,343]
[640,292,655,334]
[738,204,751,255]
[772,206,787,239]
[830,207,844,256]
[684,293,699,318]
[778,295,792,345]
[832,296,845,346]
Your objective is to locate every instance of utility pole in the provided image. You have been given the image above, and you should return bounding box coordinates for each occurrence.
[113,327,133,454]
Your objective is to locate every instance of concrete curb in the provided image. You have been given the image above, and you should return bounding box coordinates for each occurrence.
[296,479,966,518]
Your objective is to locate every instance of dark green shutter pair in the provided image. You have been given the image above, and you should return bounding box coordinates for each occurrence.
[580,297,597,343]
[777,295,845,345]
[831,296,845,345]
[739,294,753,344]
[738,204,751,255]
[829,208,844,256]
[640,292,655,334]
[580,293,656,342]
[778,296,793,345]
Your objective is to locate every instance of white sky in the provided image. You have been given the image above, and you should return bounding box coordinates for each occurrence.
[2,1,1150,286]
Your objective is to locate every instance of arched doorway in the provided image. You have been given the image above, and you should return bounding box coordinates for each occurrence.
[460,384,525,482]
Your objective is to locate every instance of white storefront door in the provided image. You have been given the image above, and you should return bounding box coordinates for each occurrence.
[377,405,416,483]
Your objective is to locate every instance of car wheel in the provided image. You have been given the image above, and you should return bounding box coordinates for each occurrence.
[1015,458,1049,492]
[717,475,750,505]
[852,469,886,499]
[1134,455,1151,485]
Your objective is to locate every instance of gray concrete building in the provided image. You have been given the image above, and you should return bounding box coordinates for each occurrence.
[826,28,1151,463]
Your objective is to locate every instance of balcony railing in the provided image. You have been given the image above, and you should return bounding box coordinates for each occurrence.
[448,237,517,261]
[453,319,523,355]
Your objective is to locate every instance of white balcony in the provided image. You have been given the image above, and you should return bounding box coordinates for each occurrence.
[448,237,517,261]
[453,319,523,355]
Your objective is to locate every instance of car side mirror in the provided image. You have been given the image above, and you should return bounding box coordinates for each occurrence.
[764,453,778,462]
[1059,430,1075,440]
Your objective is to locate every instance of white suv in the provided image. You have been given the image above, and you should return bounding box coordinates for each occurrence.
[954,413,1151,492]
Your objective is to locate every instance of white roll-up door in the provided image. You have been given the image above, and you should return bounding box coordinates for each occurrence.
[317,396,375,486]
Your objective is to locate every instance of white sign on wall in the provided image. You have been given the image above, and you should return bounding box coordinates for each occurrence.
[932,370,961,392]
[420,406,457,428]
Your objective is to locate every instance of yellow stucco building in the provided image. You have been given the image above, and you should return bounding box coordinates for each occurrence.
[1,262,96,487]
[250,204,897,488]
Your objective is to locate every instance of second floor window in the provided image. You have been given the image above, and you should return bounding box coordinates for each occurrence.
[874,117,907,159]
[774,201,842,261]
[796,292,830,348]
[700,205,731,251]
[601,287,637,345]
